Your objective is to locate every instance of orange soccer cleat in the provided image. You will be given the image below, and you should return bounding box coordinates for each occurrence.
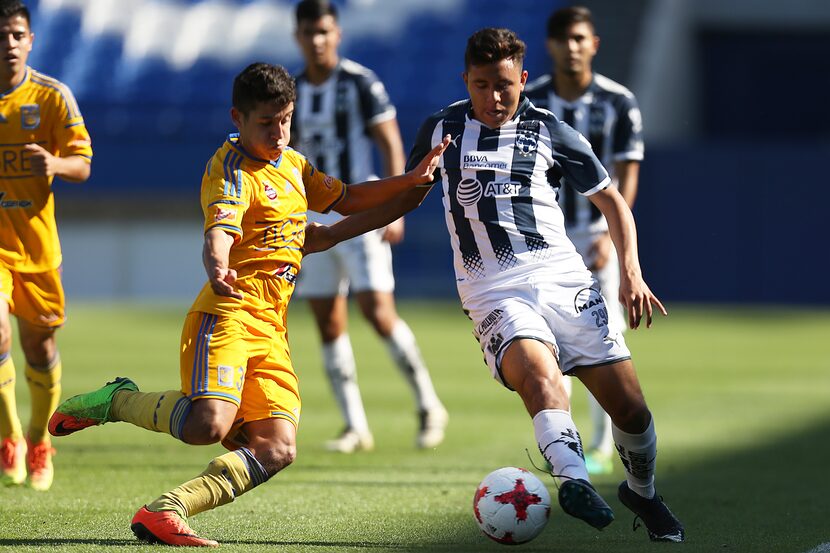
[130,506,219,547]
[26,439,56,491]
[1,437,27,486]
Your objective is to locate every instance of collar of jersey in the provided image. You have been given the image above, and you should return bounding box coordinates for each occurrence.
[1,67,30,98]
[227,133,283,168]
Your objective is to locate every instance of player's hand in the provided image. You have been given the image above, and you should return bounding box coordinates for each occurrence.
[619,273,667,330]
[209,267,243,299]
[24,143,59,177]
[382,218,405,244]
[302,222,336,255]
[408,135,451,185]
[588,233,612,271]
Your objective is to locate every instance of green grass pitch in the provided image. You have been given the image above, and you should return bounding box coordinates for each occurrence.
[1,301,828,553]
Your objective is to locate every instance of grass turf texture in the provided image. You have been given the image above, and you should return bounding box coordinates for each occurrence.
[1,301,827,553]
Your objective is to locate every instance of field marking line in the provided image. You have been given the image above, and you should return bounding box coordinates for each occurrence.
[804,544,830,553]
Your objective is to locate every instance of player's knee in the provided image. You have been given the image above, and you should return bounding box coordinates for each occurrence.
[258,440,296,474]
[611,403,651,434]
[20,333,57,366]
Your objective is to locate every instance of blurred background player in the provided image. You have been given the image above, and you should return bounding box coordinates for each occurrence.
[291,0,447,453]
[0,0,92,491]
[525,5,645,475]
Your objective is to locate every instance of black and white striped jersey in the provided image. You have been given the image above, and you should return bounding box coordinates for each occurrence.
[524,73,643,238]
[293,59,396,222]
[406,97,610,292]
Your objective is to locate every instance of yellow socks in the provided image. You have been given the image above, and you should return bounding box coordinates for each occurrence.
[110,390,191,441]
[25,357,61,444]
[147,448,270,518]
[0,353,23,440]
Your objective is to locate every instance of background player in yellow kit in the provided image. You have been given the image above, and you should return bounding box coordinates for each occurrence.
[0,0,92,491]
[48,62,449,547]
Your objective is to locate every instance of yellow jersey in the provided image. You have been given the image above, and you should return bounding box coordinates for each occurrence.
[0,67,93,272]
[190,134,346,319]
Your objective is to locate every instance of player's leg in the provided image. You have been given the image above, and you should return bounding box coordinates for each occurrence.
[298,246,371,452]
[132,329,300,547]
[583,251,624,475]
[0,280,26,486]
[13,269,68,490]
[350,232,447,448]
[577,360,684,542]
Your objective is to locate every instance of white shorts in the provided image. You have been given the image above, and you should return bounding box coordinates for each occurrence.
[569,232,626,334]
[464,274,631,389]
[296,229,394,298]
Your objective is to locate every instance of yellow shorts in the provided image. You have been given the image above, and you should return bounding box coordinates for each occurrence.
[179,311,301,433]
[0,265,65,327]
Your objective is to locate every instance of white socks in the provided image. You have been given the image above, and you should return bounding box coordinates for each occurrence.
[533,409,589,483]
[383,320,442,412]
[322,334,369,433]
[612,417,657,498]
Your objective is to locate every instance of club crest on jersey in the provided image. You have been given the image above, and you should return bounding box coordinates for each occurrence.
[514,130,538,156]
[21,104,40,130]
[214,207,236,222]
[573,287,605,314]
[263,181,278,201]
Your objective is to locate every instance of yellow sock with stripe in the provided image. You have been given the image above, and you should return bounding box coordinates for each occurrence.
[110,390,192,441]
[147,448,270,518]
[0,353,23,440]
[25,357,61,444]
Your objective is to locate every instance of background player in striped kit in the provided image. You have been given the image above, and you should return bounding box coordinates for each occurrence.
[0,0,92,491]
[525,5,645,475]
[305,26,684,544]
[291,0,447,453]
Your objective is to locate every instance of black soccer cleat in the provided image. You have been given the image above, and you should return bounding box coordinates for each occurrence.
[617,481,685,542]
[558,478,615,530]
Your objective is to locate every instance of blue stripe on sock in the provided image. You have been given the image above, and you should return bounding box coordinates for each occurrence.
[169,396,192,441]
[0,351,9,364]
[234,447,270,487]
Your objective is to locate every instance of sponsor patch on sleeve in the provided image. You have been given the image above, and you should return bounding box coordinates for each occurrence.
[214,207,237,223]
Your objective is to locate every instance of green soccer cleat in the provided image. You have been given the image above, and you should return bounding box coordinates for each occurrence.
[48,377,138,437]
[584,448,615,475]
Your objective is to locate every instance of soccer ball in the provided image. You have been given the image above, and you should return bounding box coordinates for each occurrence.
[473,466,551,544]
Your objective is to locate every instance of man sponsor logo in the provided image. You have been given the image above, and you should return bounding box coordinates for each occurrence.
[462,154,508,171]
[486,332,505,355]
[477,308,504,335]
[273,263,298,284]
[214,207,236,222]
[21,104,40,130]
[573,287,605,314]
[0,192,33,209]
[263,182,278,201]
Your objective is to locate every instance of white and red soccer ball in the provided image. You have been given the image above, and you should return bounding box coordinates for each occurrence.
[473,466,551,544]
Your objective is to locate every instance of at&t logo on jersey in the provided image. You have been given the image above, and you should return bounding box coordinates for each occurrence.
[456,178,523,206]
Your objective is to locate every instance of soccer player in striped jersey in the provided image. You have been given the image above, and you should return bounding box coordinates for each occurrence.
[291,0,447,454]
[0,0,92,492]
[48,62,449,547]
[524,5,645,476]
[305,28,684,543]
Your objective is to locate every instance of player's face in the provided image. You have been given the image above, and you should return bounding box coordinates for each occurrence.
[547,22,598,77]
[295,15,341,70]
[232,101,294,161]
[0,15,33,85]
[463,57,528,129]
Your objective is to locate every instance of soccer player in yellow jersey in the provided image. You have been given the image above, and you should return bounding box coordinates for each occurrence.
[48,62,449,547]
[0,0,92,491]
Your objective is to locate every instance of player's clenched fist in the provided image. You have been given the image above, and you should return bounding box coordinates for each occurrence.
[24,143,58,177]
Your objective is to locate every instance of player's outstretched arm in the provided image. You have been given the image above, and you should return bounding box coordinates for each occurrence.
[588,187,667,329]
[333,135,450,215]
[203,228,243,299]
[24,143,91,182]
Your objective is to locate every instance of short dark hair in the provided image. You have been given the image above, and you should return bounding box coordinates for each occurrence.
[547,6,594,39]
[232,63,296,115]
[295,0,338,25]
[464,28,526,69]
[0,0,30,24]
